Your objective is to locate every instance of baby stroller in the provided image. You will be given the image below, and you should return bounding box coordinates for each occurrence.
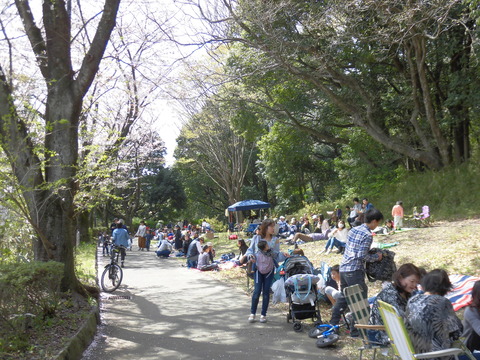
[282,255,322,332]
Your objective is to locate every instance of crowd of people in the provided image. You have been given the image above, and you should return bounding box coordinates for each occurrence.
[255,199,479,358]
[99,200,480,358]
[99,218,229,272]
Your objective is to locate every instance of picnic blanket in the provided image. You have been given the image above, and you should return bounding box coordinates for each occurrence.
[371,241,399,249]
[447,274,480,311]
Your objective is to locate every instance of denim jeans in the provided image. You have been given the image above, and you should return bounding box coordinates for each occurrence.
[330,269,367,325]
[156,250,171,258]
[325,237,346,250]
[187,259,197,268]
[251,270,275,316]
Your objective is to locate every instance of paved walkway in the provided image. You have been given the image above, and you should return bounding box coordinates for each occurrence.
[82,245,345,360]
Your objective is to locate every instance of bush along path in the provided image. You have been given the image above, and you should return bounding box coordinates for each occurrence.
[81,244,345,360]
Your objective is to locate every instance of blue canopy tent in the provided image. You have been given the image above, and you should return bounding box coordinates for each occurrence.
[227,200,271,233]
[227,199,271,212]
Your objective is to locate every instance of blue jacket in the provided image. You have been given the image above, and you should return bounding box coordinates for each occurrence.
[112,228,129,247]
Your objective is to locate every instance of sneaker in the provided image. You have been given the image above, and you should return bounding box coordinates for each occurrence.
[260,315,267,323]
[248,314,256,323]
[121,262,124,268]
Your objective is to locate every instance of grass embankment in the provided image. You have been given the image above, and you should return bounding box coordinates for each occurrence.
[206,219,480,359]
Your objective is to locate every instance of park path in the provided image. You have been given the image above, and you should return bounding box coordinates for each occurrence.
[81,243,345,360]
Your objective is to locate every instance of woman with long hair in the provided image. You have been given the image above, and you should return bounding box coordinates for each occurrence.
[245,219,282,260]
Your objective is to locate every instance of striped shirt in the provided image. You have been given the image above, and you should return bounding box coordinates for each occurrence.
[340,223,380,273]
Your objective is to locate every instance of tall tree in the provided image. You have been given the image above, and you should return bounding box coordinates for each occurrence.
[0,0,121,294]
[181,0,479,170]
[176,99,256,206]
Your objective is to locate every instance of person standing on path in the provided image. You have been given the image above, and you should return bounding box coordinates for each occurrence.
[135,220,147,251]
[248,239,277,324]
[329,209,384,328]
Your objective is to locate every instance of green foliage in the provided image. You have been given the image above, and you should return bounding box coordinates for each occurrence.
[0,261,63,320]
[373,160,480,220]
[74,243,96,287]
[257,123,337,213]
[0,261,64,354]
[201,217,226,232]
[293,160,480,223]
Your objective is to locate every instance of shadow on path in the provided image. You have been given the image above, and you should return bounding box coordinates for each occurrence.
[82,244,345,360]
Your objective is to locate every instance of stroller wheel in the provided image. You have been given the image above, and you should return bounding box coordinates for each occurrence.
[316,334,339,348]
[308,327,323,338]
[293,322,303,332]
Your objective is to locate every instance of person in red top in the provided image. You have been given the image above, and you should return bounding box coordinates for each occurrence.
[391,201,404,230]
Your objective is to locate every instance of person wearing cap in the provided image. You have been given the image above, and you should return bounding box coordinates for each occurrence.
[197,244,218,271]
[206,242,216,263]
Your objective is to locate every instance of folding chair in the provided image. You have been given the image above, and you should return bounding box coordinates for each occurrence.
[344,284,388,360]
[378,300,463,360]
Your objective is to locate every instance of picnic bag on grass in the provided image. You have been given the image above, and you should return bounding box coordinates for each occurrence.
[365,248,396,282]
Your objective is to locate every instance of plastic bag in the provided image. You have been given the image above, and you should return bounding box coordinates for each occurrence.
[271,277,287,304]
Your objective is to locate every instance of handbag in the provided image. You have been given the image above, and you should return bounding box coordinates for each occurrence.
[365,248,397,282]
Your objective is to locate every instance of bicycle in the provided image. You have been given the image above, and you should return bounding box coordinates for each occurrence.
[100,245,125,292]
[308,323,342,348]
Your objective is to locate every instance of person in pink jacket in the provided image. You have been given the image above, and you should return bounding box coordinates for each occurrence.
[391,201,404,230]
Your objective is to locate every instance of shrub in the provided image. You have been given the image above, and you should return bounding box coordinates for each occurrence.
[202,217,225,232]
[0,261,63,334]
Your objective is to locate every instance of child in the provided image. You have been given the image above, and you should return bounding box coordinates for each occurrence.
[248,240,277,323]
[324,265,342,305]
[197,244,219,271]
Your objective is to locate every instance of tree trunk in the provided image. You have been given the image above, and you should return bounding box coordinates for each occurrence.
[77,210,91,243]
[0,0,122,296]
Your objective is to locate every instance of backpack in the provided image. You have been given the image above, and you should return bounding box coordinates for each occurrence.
[365,248,397,282]
[220,252,235,261]
[255,251,275,275]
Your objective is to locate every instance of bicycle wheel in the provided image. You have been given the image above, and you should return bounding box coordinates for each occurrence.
[101,264,123,292]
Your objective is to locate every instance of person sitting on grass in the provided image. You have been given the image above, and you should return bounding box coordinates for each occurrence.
[156,237,173,258]
[287,228,331,245]
[320,220,349,255]
[323,265,342,305]
[372,219,395,235]
[197,244,219,271]
[237,239,249,266]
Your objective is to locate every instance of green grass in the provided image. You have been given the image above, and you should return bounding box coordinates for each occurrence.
[75,242,97,287]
